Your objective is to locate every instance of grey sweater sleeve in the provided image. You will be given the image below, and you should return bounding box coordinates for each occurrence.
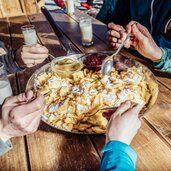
[0,41,22,74]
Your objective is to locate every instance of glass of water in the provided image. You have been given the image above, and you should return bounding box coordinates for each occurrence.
[21,25,37,45]
[79,17,93,47]
[0,62,13,105]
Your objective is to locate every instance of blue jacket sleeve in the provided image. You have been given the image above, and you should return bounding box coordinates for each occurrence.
[153,35,171,72]
[153,47,171,72]
[100,141,137,171]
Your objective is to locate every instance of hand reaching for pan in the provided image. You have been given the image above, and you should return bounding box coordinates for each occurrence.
[103,101,142,145]
[0,90,44,142]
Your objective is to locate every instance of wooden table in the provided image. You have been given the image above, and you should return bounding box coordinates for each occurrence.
[0,9,171,171]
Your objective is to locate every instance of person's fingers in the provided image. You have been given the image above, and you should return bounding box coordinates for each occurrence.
[115,43,121,48]
[21,52,48,60]
[24,108,43,133]
[123,103,143,118]
[136,119,141,129]
[108,36,122,43]
[20,106,43,131]
[110,42,121,49]
[23,58,45,65]
[108,29,122,39]
[108,23,125,32]
[126,21,138,33]
[113,101,132,118]
[107,22,116,29]
[136,23,151,38]
[106,101,132,136]
[25,90,34,100]
[10,107,43,133]
[9,93,44,118]
[26,64,36,68]
[108,36,118,43]
[124,37,133,48]
[124,41,132,48]
[121,32,132,48]
[132,24,146,42]
[131,38,138,47]
[3,91,34,107]
[22,44,49,54]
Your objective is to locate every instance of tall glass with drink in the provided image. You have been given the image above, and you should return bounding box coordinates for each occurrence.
[0,62,13,105]
[79,17,93,47]
[21,25,37,45]
[65,0,75,16]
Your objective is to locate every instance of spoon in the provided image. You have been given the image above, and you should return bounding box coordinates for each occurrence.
[101,31,131,76]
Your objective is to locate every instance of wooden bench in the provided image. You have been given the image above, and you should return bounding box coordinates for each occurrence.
[0,0,45,18]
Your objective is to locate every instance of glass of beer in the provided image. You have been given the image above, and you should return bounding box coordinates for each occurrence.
[79,17,93,47]
[0,62,13,105]
[21,25,37,45]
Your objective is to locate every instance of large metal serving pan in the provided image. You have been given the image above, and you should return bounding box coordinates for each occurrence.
[26,52,159,134]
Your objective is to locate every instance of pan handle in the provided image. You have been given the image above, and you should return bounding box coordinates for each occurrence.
[41,6,75,55]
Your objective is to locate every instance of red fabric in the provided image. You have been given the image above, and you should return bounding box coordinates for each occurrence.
[54,0,65,8]
[81,2,92,9]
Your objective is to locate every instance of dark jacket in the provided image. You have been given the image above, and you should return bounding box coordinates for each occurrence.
[0,41,21,74]
[96,0,171,72]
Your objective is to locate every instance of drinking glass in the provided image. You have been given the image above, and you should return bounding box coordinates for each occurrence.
[21,25,37,45]
[0,62,13,105]
[79,17,93,47]
[66,0,75,16]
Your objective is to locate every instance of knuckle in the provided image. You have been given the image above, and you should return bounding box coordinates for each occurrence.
[13,119,26,129]
[10,112,19,123]
[112,37,117,42]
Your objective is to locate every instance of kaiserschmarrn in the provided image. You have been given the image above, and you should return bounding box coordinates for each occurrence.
[34,62,151,133]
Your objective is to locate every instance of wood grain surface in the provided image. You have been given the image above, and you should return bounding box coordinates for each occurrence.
[0,9,171,171]
[0,17,28,171]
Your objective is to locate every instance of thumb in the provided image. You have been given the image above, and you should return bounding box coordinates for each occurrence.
[25,90,34,100]
[123,103,143,118]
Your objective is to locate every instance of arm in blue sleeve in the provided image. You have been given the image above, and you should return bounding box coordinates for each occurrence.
[153,35,171,72]
[100,141,137,171]
[153,47,171,72]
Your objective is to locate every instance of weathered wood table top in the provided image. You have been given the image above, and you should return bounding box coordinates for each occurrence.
[0,9,171,171]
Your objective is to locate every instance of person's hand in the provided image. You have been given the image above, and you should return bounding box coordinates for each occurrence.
[105,101,142,145]
[0,90,44,142]
[107,23,125,49]
[15,44,49,68]
[122,21,162,61]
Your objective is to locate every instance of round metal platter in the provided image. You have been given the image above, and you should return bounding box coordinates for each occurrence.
[26,52,159,134]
